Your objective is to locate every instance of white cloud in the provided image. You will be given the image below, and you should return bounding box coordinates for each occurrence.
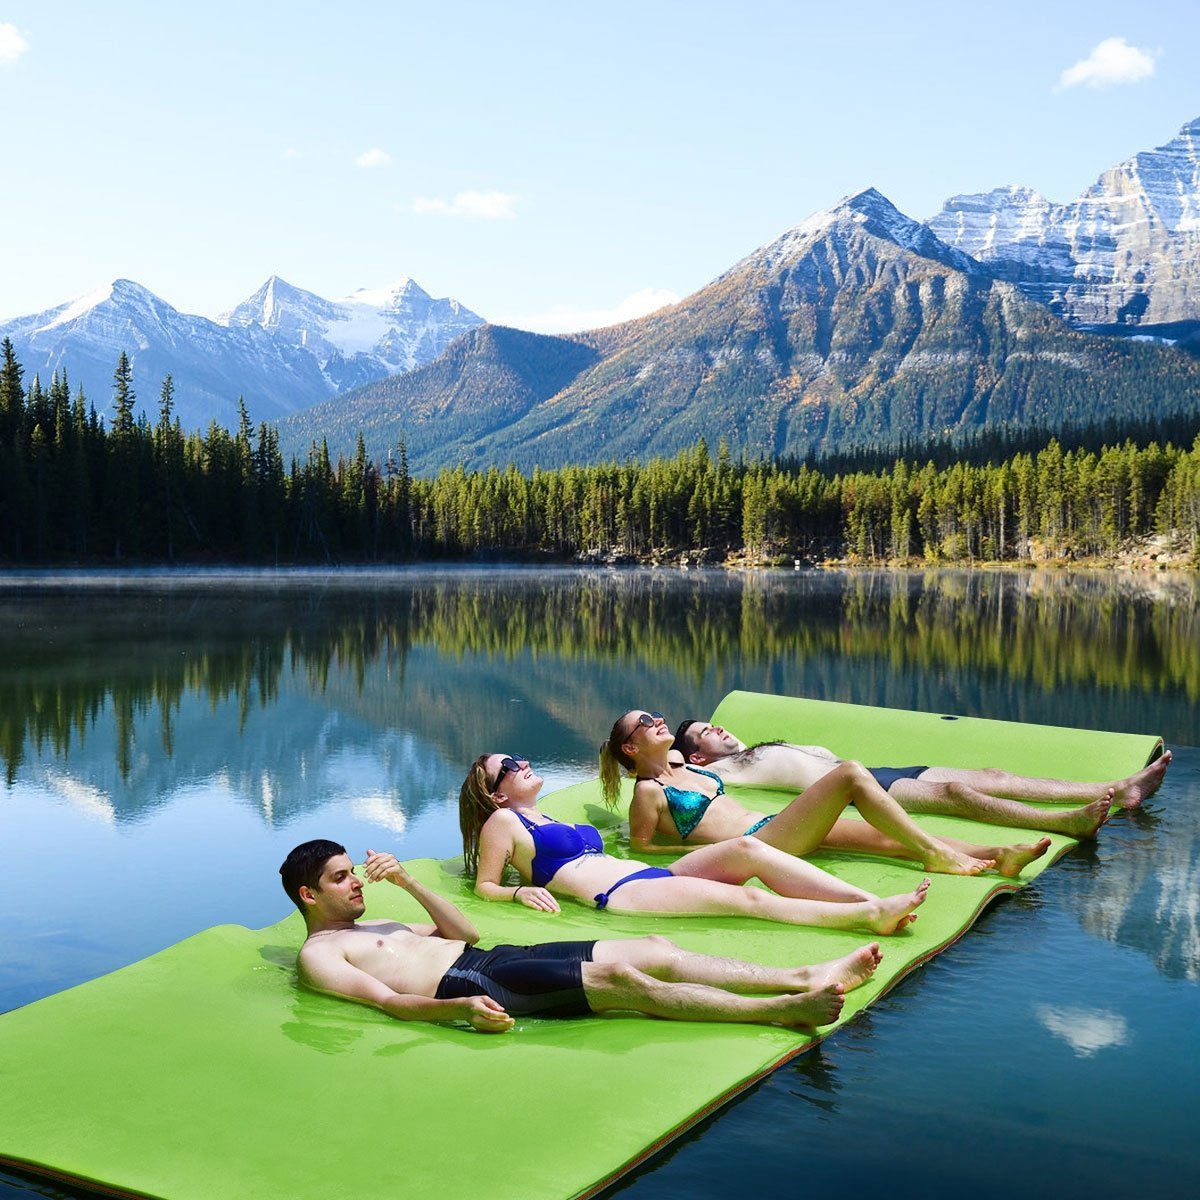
[356,147,392,168]
[412,189,518,220]
[280,147,301,161]
[0,23,30,61]
[1058,37,1158,89]
[504,287,681,335]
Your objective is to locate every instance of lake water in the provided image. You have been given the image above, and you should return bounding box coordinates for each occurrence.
[1,567,1197,1200]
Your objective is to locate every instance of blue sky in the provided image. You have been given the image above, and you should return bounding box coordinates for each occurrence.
[1,1,1197,332]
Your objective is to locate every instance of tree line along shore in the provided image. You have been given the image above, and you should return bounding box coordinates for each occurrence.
[1,342,1198,568]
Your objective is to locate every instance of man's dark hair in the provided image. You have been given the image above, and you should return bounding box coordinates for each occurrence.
[672,719,702,758]
[279,839,347,912]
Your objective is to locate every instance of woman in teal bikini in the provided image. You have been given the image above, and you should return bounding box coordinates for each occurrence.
[460,753,931,934]
[600,711,1053,879]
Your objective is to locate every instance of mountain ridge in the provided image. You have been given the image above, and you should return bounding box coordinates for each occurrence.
[281,186,1200,472]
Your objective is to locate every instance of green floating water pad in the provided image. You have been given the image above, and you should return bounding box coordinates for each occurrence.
[0,693,1163,1200]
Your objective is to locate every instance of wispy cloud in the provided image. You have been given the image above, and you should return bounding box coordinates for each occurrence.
[412,189,518,220]
[504,287,681,335]
[280,147,302,161]
[0,23,30,61]
[1058,37,1158,89]
[355,147,392,168]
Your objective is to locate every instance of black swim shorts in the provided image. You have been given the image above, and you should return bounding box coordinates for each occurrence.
[434,940,597,1018]
[867,766,929,791]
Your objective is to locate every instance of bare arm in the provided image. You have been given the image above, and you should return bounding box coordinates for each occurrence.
[628,780,692,856]
[298,942,514,1033]
[473,814,560,912]
[363,849,481,944]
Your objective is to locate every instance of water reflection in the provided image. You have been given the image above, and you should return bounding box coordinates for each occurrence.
[1034,1005,1131,1057]
[2,569,1197,792]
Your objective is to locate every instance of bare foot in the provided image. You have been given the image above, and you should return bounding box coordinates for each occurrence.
[867,878,930,934]
[1111,751,1172,809]
[923,842,995,876]
[776,982,845,1029]
[1045,793,1114,838]
[991,837,1052,878]
[803,943,883,993]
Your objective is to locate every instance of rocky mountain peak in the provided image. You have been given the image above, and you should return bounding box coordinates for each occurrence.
[928,115,1200,329]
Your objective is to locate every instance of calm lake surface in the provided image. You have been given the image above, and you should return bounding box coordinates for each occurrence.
[1,567,1197,1200]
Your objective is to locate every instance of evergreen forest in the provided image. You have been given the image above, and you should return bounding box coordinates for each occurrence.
[2,341,1198,567]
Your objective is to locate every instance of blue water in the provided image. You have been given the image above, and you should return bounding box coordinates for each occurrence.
[0,568,1197,1199]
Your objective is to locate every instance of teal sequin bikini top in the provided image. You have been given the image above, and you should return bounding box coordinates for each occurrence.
[639,765,725,840]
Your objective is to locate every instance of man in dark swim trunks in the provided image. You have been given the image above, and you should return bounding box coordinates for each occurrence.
[671,720,1171,837]
[281,839,883,1033]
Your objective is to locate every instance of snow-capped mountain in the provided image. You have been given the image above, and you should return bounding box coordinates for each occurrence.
[0,280,332,430]
[0,276,485,431]
[285,186,1200,472]
[927,117,1200,335]
[219,276,483,393]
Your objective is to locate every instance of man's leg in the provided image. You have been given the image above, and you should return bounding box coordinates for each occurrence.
[907,753,1171,811]
[890,778,1114,835]
[590,934,882,995]
[579,959,846,1029]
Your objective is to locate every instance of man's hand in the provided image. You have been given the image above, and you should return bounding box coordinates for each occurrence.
[363,849,412,887]
[515,886,560,912]
[460,995,515,1033]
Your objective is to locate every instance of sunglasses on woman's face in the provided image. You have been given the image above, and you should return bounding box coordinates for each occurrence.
[493,756,524,789]
[630,712,664,732]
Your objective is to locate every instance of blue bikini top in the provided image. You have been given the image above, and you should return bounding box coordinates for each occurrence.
[512,809,605,887]
[639,765,725,840]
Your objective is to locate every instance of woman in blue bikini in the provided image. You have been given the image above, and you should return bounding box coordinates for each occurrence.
[600,711,1053,879]
[460,753,930,935]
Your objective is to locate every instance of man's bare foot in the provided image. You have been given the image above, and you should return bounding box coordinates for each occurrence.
[923,843,995,876]
[866,878,930,934]
[775,982,845,1029]
[990,837,1052,878]
[1043,794,1114,838]
[1111,751,1172,809]
[802,943,883,993]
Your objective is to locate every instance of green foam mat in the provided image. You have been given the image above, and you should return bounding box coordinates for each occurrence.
[0,693,1162,1200]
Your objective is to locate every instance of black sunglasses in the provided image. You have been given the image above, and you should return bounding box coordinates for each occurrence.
[493,756,524,789]
[631,712,664,730]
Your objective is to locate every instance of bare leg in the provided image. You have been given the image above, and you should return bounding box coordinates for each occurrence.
[591,934,883,995]
[818,819,1054,879]
[911,751,1171,811]
[605,873,931,935]
[677,834,875,902]
[890,779,1116,836]
[581,960,847,1029]
[755,762,995,875]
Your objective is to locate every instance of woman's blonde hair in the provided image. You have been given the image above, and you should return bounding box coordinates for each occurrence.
[599,712,638,810]
[459,755,499,878]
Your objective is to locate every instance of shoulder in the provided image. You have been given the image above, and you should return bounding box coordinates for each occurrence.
[298,931,347,972]
[632,777,666,802]
[481,808,523,838]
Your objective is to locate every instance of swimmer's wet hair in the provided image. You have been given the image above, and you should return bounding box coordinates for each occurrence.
[459,756,499,878]
[279,839,348,912]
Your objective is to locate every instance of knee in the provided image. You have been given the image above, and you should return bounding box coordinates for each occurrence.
[594,961,643,989]
[638,934,677,953]
[836,760,872,791]
[732,835,762,857]
[945,780,974,801]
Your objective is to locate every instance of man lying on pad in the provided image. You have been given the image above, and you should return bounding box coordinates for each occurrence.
[671,719,1171,836]
[281,838,882,1033]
